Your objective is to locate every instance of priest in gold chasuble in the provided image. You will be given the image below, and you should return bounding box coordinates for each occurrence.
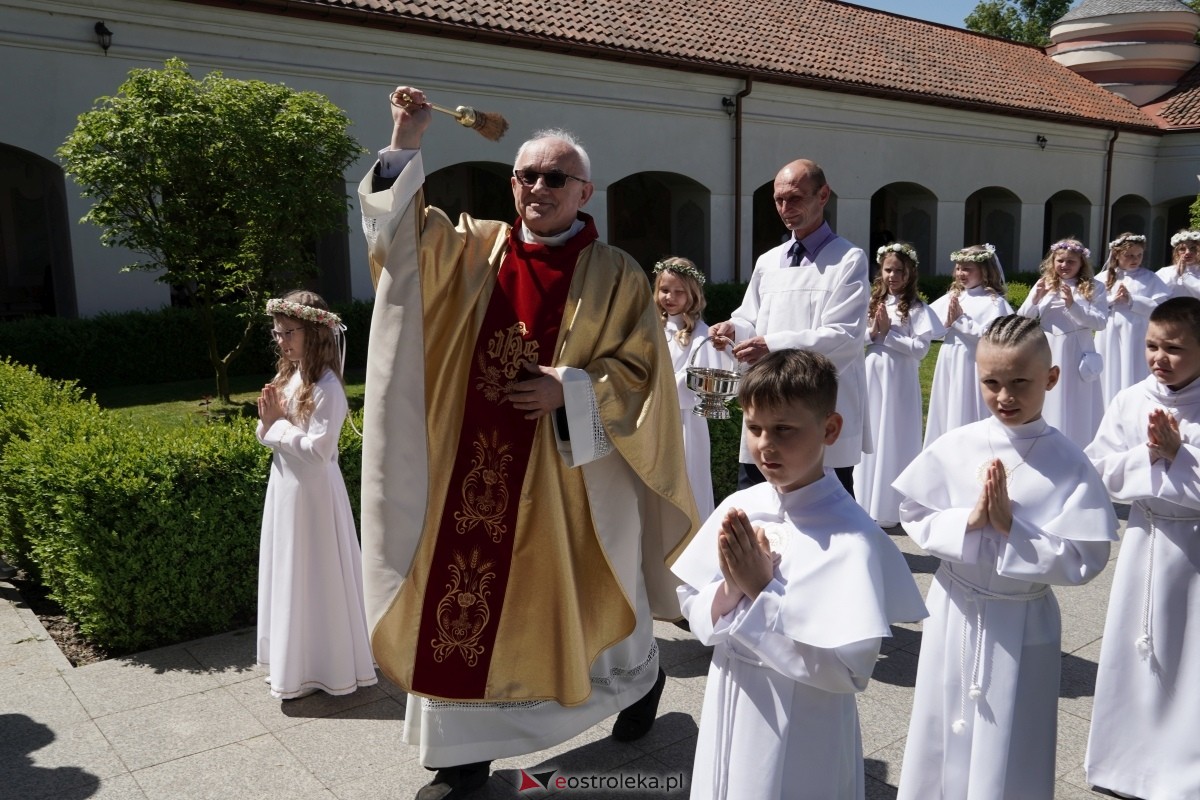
[358,86,699,795]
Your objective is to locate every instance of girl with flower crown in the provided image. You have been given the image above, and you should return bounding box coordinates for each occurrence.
[854,243,943,527]
[924,244,1013,447]
[256,289,377,700]
[1157,228,1200,300]
[1017,239,1107,448]
[1096,233,1170,408]
[654,257,721,519]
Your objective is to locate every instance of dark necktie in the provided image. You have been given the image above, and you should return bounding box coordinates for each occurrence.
[788,240,805,266]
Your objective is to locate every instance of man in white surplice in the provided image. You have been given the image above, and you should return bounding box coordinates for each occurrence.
[709,159,868,497]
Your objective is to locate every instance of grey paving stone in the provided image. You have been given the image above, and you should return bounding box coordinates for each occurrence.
[857,691,912,756]
[181,627,265,687]
[272,698,413,786]
[327,760,434,800]
[1,674,90,729]
[63,646,220,718]
[131,733,327,800]
[0,717,127,800]
[95,686,269,771]
[225,672,391,733]
[1055,706,1094,780]
[38,773,150,800]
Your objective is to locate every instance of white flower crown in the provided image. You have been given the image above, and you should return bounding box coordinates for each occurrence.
[876,242,919,266]
[949,243,996,263]
[265,298,343,329]
[1109,233,1146,250]
[1170,230,1200,247]
[652,260,706,286]
[1049,240,1090,260]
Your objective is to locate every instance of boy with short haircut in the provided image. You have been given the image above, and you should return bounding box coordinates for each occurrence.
[672,349,926,800]
[893,314,1118,800]
[1084,297,1200,799]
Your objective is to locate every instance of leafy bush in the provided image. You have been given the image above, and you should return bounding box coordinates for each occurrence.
[0,359,365,651]
[1006,282,1031,311]
[708,405,743,506]
[0,301,373,392]
[702,283,747,327]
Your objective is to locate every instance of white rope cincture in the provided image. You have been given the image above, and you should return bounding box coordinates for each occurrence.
[940,565,1050,735]
[1132,504,1200,659]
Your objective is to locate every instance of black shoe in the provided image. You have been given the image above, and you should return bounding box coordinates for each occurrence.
[415,761,491,800]
[612,667,666,742]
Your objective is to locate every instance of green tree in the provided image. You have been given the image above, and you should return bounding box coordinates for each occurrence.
[965,0,1073,46]
[58,59,363,401]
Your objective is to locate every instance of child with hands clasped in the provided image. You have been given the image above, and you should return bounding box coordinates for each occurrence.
[257,291,376,700]
[1084,297,1200,800]
[1156,228,1200,300]
[672,349,926,800]
[654,256,720,519]
[1017,238,1108,448]
[924,244,1014,446]
[893,315,1118,800]
[1096,232,1170,407]
[854,243,944,527]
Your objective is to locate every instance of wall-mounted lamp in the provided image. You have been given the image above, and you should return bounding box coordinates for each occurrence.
[721,96,736,118]
[94,21,113,54]
[1036,134,1047,150]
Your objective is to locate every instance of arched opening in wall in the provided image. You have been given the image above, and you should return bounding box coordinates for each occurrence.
[965,187,1020,273]
[1043,190,1092,255]
[1109,194,1151,266]
[608,172,711,275]
[424,162,513,227]
[1159,197,1195,267]
[751,180,837,265]
[0,144,76,318]
[870,183,937,277]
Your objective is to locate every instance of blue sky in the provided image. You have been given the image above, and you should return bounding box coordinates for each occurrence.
[848,0,983,28]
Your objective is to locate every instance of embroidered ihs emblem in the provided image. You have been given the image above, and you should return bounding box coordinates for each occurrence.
[475,321,538,403]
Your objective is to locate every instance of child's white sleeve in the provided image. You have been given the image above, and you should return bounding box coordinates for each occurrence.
[898,497,982,564]
[1086,400,1167,503]
[1161,442,1200,510]
[996,523,1111,587]
[678,582,735,647]
[725,579,879,693]
[259,383,346,465]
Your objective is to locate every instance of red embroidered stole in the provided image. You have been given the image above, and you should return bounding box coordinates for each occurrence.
[409,218,598,699]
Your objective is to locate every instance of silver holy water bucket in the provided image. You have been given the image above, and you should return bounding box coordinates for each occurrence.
[685,336,744,420]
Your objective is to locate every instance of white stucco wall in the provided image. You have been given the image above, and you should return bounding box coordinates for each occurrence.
[0,0,1192,316]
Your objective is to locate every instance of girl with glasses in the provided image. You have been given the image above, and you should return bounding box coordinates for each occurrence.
[256,290,376,700]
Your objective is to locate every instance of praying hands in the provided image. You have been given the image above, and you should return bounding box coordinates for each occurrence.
[712,508,778,622]
[1147,408,1181,464]
[967,459,1013,536]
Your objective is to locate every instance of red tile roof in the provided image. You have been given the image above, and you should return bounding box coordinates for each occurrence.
[205,0,1160,131]
[1142,61,1200,128]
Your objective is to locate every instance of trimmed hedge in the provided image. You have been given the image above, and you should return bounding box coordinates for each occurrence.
[0,359,363,651]
[0,301,373,392]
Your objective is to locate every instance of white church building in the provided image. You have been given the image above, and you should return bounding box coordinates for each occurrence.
[2,0,1200,317]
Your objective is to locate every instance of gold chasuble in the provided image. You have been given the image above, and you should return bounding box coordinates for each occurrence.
[360,176,699,706]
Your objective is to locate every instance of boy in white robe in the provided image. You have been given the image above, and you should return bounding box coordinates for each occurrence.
[894,315,1118,800]
[1085,297,1200,800]
[672,349,927,800]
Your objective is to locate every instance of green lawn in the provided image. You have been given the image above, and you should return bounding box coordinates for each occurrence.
[91,369,367,430]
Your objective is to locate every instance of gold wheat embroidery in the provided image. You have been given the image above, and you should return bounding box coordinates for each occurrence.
[454,430,513,542]
[430,548,495,666]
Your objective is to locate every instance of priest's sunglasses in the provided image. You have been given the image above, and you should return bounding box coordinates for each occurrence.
[513,168,589,189]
